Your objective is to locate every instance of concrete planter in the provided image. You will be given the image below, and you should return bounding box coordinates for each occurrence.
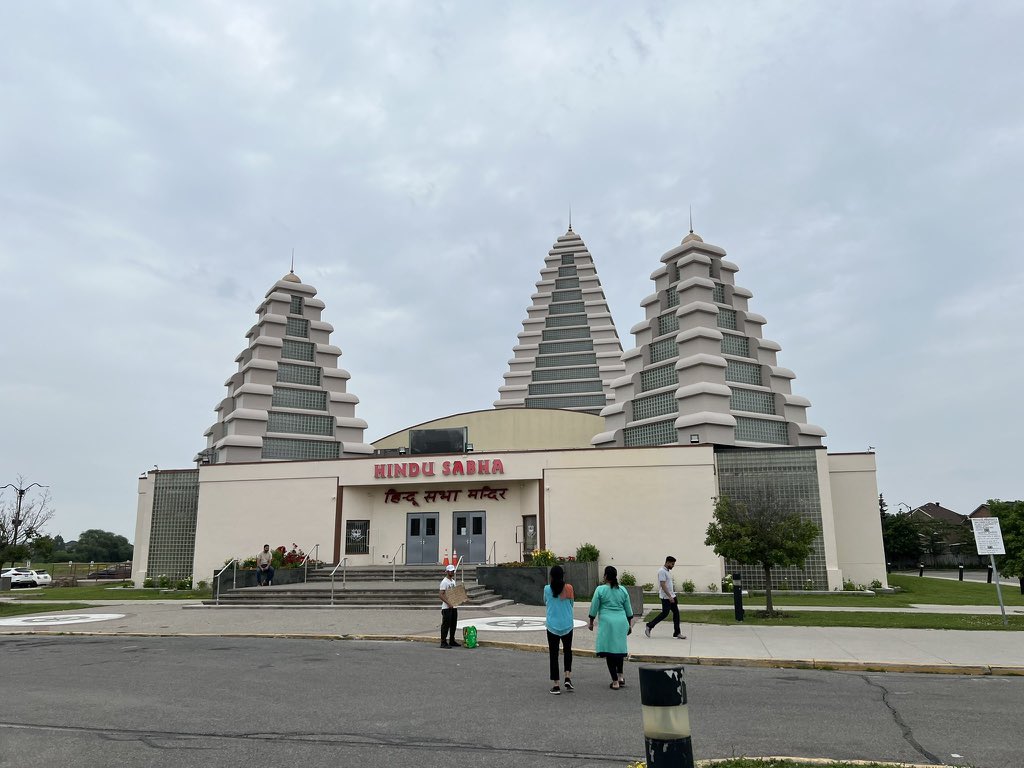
[212,568,308,589]
[477,561,599,605]
[624,585,645,618]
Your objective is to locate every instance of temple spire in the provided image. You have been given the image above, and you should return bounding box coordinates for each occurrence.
[568,205,573,233]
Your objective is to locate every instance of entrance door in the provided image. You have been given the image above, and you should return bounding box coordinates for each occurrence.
[522,515,538,561]
[406,513,439,565]
[452,512,486,564]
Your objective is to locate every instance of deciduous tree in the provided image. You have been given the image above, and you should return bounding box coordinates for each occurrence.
[988,499,1024,593]
[704,486,820,616]
[1,479,55,568]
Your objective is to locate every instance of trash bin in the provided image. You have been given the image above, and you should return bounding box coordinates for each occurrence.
[0,576,11,591]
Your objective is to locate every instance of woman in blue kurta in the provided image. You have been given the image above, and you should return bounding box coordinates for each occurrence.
[543,564,575,695]
[588,565,634,689]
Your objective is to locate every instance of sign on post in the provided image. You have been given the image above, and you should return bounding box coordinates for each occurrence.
[971,518,1008,626]
[971,518,1005,555]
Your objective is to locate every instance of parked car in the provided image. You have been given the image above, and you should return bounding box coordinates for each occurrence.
[86,563,132,579]
[1,568,53,587]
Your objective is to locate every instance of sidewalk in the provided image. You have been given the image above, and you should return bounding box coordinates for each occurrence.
[2,598,1022,676]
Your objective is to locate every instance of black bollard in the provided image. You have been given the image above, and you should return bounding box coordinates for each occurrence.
[639,665,694,768]
[732,572,744,622]
[958,565,964,582]
[918,564,924,577]
[987,565,993,584]
[886,561,891,574]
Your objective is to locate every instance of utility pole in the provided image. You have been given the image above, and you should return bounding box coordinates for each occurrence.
[2,481,48,558]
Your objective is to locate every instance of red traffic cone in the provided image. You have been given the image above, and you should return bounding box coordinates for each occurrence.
[442,549,450,566]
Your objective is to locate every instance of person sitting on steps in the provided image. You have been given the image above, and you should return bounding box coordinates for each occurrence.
[256,544,275,586]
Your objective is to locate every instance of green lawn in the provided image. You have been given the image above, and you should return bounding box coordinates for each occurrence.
[649,574,1024,608]
[648,608,1024,631]
[0,603,95,617]
[9,584,210,601]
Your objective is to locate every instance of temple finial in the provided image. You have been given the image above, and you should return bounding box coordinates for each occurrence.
[568,204,572,232]
[688,206,693,234]
[290,248,295,274]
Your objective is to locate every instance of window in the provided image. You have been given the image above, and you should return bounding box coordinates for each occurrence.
[532,366,599,381]
[557,265,577,277]
[286,317,309,338]
[720,334,750,357]
[555,277,580,289]
[526,395,606,409]
[542,326,589,340]
[641,364,676,392]
[272,387,328,410]
[262,438,340,460]
[666,288,679,308]
[545,314,587,328]
[734,417,789,445]
[717,308,737,330]
[650,338,676,364]
[536,353,597,367]
[282,339,315,362]
[624,420,676,447]
[289,295,304,315]
[633,392,677,420]
[658,313,679,337]
[729,388,776,414]
[529,380,603,395]
[345,520,370,555]
[713,283,726,303]
[277,363,322,386]
[549,301,585,315]
[538,340,594,355]
[552,289,582,302]
[147,470,199,581]
[560,253,574,265]
[726,359,762,386]
[267,411,335,436]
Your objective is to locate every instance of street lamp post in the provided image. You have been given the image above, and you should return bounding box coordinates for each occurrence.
[2,481,48,557]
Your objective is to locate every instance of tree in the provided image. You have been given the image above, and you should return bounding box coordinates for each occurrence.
[0,479,56,568]
[880,511,922,566]
[30,535,55,563]
[988,499,1024,593]
[704,486,820,616]
[73,529,133,563]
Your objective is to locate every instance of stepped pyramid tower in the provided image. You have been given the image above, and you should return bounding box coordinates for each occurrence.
[199,270,373,463]
[495,227,625,414]
[592,228,826,448]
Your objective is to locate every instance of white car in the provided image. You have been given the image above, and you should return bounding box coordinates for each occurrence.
[1,568,53,587]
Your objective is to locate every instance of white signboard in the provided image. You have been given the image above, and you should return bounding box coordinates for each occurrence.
[972,518,1006,555]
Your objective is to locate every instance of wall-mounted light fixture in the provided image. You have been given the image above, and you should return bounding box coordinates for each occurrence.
[689,434,700,444]
[466,443,474,452]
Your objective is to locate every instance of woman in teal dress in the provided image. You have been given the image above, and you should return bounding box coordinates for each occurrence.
[587,565,634,690]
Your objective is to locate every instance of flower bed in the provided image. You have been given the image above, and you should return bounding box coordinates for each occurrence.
[477,561,598,605]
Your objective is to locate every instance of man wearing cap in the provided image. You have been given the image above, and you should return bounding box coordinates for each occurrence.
[439,564,461,648]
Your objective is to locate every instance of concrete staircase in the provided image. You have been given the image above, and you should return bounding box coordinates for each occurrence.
[205,564,513,609]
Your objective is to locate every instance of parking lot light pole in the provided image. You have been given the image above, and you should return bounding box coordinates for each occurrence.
[2,481,48,557]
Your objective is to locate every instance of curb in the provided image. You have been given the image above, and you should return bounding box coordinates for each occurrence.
[4,629,1022,676]
[698,759,940,767]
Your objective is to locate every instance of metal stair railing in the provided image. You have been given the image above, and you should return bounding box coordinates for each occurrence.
[388,543,405,582]
[329,557,349,606]
[213,559,238,606]
[299,543,320,583]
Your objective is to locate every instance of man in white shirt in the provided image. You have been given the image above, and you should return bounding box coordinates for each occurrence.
[256,544,274,586]
[438,564,461,648]
[644,556,685,639]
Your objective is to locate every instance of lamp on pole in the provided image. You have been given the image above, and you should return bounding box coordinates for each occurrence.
[2,481,48,552]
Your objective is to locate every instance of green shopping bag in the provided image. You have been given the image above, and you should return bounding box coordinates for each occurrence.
[462,625,478,648]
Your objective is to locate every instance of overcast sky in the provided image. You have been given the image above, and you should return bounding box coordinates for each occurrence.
[2,1,1021,542]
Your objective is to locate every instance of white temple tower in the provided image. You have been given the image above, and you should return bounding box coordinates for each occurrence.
[199,271,373,463]
[495,228,625,414]
[593,229,826,448]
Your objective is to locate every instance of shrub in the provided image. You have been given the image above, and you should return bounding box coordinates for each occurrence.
[575,543,600,562]
[175,577,192,590]
[620,571,637,586]
[804,579,815,591]
[531,549,558,567]
[706,582,719,592]
[641,583,654,592]
[870,579,883,590]
[197,580,209,591]
[842,578,864,591]
[142,578,155,588]
[157,574,171,589]
[681,579,695,593]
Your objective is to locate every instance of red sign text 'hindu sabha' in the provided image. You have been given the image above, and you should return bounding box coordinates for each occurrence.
[373,459,505,480]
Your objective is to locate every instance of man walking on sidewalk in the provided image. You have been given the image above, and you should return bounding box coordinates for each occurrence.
[645,556,685,639]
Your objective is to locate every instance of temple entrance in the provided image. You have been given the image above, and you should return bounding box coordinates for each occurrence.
[406,512,439,565]
[452,511,486,564]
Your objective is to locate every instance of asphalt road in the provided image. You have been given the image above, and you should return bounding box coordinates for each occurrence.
[0,636,1020,768]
